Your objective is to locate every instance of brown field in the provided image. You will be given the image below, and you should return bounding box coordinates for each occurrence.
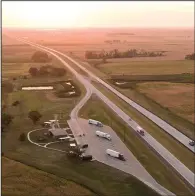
[2,157,94,196]
[137,82,194,123]
[3,28,194,61]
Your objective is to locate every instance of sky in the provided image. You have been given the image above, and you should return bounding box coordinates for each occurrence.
[2,1,194,28]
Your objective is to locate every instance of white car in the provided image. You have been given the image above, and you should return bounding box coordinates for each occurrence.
[189,140,195,146]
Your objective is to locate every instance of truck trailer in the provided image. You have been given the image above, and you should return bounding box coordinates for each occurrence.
[106,149,125,161]
[88,119,103,127]
[96,130,111,140]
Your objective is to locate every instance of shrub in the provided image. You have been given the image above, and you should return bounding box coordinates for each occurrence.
[29,67,39,77]
[19,133,26,141]
[28,111,42,124]
[12,101,20,106]
[31,51,50,63]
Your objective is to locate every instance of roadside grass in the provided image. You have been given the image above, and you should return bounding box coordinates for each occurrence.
[4,144,160,196]
[92,81,195,173]
[29,128,56,144]
[47,141,71,151]
[136,82,194,124]
[79,94,194,195]
[96,60,194,75]
[2,157,95,196]
[2,63,45,80]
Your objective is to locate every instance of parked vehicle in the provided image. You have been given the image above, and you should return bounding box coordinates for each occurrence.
[88,119,103,127]
[106,149,125,161]
[67,151,78,158]
[136,126,145,136]
[81,144,88,148]
[189,140,195,146]
[96,130,111,140]
[59,136,75,142]
[80,154,93,161]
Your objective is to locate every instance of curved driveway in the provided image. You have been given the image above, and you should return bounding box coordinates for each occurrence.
[18,38,194,192]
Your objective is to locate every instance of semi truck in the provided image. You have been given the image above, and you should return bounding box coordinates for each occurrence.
[136,126,145,136]
[96,130,111,140]
[106,149,125,161]
[88,119,103,127]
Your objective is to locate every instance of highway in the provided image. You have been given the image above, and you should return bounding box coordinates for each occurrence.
[45,49,195,153]
[17,38,195,191]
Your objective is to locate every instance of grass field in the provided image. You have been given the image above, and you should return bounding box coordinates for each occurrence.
[96,60,194,75]
[79,95,194,196]
[137,82,194,123]
[2,157,94,196]
[2,43,161,196]
[2,45,39,63]
[2,88,161,196]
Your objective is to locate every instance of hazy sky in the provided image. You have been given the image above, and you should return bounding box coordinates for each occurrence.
[2,1,194,28]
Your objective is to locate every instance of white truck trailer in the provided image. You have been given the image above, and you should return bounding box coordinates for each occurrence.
[88,119,103,127]
[106,149,125,161]
[96,131,111,140]
[136,126,145,136]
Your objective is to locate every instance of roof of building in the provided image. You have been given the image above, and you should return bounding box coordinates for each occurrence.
[48,128,67,136]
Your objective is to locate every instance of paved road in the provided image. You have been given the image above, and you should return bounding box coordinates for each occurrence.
[18,38,194,191]
[47,49,195,153]
[76,118,175,196]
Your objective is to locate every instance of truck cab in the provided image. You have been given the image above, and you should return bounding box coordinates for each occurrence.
[118,154,126,161]
[189,140,195,146]
[136,126,145,136]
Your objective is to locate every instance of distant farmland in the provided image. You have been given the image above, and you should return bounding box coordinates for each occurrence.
[96,60,194,75]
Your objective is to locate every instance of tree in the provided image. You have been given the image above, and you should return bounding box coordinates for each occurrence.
[52,68,66,77]
[29,67,38,77]
[12,100,20,106]
[19,133,26,141]
[185,53,195,60]
[31,51,50,63]
[2,113,13,132]
[39,66,49,76]
[2,82,14,93]
[28,111,42,124]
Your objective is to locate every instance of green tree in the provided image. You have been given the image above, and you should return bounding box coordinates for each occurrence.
[29,67,39,77]
[31,51,50,63]
[2,113,14,132]
[2,82,14,93]
[19,133,26,141]
[28,111,42,124]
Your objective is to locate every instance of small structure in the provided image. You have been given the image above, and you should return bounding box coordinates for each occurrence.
[49,128,67,137]
[115,82,127,85]
[47,114,68,137]
[68,91,75,95]
[22,86,53,90]
[70,143,76,148]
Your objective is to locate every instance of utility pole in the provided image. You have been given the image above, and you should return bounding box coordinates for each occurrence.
[124,127,126,143]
